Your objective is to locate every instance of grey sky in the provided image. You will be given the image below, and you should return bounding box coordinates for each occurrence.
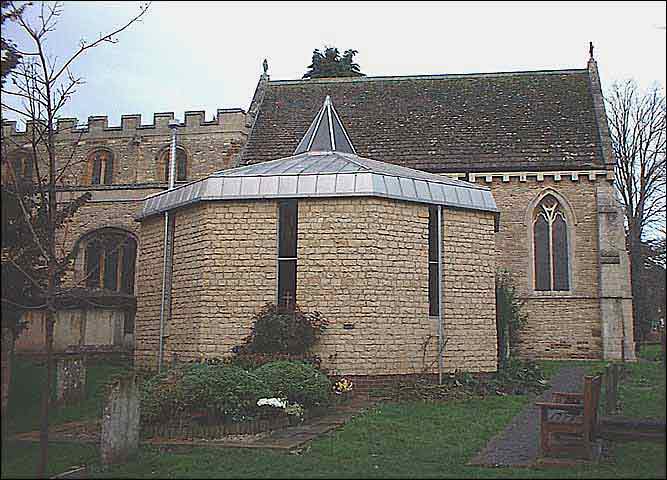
[2,1,666,127]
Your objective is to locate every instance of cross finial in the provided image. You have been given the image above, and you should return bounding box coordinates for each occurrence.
[589,41,594,60]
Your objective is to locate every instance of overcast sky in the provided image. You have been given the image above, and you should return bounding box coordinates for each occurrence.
[2,1,666,127]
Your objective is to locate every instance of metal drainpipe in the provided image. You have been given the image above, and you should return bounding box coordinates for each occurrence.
[437,205,444,385]
[158,119,179,372]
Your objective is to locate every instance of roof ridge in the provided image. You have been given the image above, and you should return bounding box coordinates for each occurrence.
[269,68,589,85]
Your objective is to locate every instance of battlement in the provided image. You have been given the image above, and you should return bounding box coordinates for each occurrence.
[2,108,247,138]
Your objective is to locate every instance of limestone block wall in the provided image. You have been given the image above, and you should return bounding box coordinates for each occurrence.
[134,201,278,368]
[297,198,432,376]
[2,110,248,295]
[134,215,165,367]
[135,197,498,375]
[2,110,247,187]
[441,209,498,372]
[481,176,604,359]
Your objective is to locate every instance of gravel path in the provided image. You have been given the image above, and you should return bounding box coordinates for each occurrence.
[468,365,587,468]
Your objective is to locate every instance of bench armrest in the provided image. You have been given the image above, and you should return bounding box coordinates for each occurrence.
[552,392,583,398]
[553,392,584,403]
[534,401,585,413]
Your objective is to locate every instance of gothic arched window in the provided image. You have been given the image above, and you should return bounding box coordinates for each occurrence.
[88,149,113,185]
[533,195,570,291]
[83,229,137,294]
[160,147,187,183]
[10,151,34,181]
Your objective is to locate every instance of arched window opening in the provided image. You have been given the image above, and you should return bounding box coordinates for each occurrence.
[160,147,187,183]
[9,152,34,181]
[533,195,570,291]
[83,230,137,294]
[88,149,113,185]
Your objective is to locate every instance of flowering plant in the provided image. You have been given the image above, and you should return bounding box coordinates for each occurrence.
[257,397,304,420]
[257,397,287,409]
[333,378,353,395]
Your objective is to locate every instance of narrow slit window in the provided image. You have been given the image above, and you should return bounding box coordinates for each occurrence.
[428,206,440,317]
[277,200,298,309]
[162,148,187,183]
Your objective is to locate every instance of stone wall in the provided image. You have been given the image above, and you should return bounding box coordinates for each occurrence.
[135,197,498,375]
[478,176,608,359]
[441,208,498,372]
[14,308,131,353]
[2,110,248,295]
[134,214,166,368]
[134,201,278,368]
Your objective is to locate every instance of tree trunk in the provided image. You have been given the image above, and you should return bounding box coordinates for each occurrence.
[628,227,645,354]
[38,306,55,477]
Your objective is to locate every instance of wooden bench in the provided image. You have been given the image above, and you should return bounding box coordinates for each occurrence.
[535,375,602,460]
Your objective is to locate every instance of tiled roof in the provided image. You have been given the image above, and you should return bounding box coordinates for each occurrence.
[241,69,605,173]
[138,97,499,220]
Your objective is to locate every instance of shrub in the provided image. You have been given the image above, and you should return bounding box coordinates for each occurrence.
[255,360,331,408]
[180,363,271,419]
[239,303,328,355]
[496,270,527,366]
[489,358,549,395]
[140,363,273,425]
[139,366,187,425]
[226,352,323,372]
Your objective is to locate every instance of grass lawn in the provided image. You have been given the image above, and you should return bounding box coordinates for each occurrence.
[2,358,665,479]
[3,357,132,436]
[638,343,664,363]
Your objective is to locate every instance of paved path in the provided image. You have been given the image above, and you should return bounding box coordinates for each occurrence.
[11,398,372,451]
[468,365,587,468]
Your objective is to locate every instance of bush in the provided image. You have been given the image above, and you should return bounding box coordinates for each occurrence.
[489,358,549,395]
[255,360,331,408]
[139,366,187,425]
[180,363,271,419]
[239,303,328,355]
[496,270,527,366]
[140,363,272,425]
[226,352,323,372]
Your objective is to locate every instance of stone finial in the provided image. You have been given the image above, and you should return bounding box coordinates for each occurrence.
[589,41,594,60]
[263,58,269,74]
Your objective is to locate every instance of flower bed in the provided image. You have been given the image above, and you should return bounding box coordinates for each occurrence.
[141,415,292,439]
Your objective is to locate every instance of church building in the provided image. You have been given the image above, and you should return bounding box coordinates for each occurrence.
[3,50,635,367]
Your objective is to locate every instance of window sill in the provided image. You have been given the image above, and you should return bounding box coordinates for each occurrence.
[526,291,578,299]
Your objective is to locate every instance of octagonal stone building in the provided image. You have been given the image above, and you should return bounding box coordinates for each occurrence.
[134,97,500,379]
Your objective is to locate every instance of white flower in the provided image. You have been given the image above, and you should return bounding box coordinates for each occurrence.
[257,397,287,409]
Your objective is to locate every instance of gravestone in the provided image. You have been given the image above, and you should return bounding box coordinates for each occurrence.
[55,356,87,405]
[100,374,140,465]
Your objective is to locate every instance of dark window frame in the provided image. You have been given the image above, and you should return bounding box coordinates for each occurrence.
[89,149,113,185]
[428,206,441,317]
[162,147,188,183]
[277,200,298,310]
[10,152,34,180]
[83,231,137,294]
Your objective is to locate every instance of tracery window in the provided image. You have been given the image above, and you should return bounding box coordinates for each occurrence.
[84,230,137,294]
[160,147,187,183]
[88,149,113,185]
[533,195,570,291]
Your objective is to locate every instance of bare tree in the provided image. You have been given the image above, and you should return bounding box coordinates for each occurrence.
[606,80,666,349]
[0,1,149,475]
